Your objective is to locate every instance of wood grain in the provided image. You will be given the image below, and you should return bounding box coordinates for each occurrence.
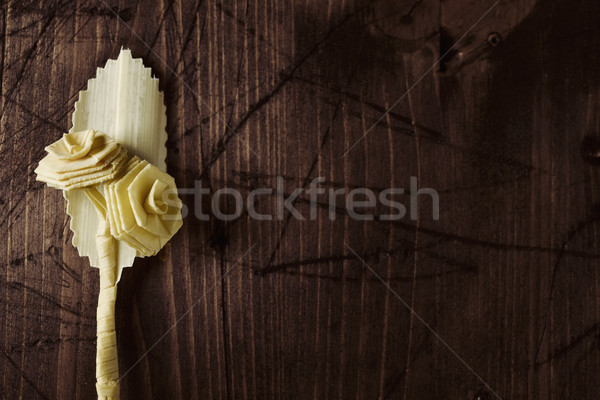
[2,0,600,399]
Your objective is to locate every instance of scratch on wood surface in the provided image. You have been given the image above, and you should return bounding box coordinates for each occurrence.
[1,346,50,400]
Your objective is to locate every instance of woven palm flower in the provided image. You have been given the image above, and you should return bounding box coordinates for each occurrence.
[35,126,183,400]
[33,50,182,400]
[105,156,183,257]
[35,129,128,190]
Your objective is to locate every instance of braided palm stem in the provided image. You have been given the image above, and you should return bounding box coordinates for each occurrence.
[95,219,120,400]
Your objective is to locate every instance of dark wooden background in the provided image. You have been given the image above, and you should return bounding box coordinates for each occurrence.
[2,0,600,398]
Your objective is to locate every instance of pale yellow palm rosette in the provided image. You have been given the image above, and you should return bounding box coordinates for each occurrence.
[105,156,183,257]
[35,129,128,190]
[36,130,182,400]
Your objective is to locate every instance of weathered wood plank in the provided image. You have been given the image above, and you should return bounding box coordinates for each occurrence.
[3,0,600,399]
